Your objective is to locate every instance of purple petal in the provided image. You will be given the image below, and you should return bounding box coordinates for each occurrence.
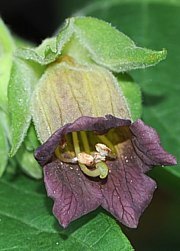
[101,141,157,228]
[35,115,177,229]
[44,160,102,228]
[130,120,177,170]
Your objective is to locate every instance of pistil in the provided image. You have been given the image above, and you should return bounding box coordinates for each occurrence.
[72,132,108,179]
[95,162,109,179]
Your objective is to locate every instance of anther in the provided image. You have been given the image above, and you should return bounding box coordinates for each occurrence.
[77,152,94,166]
[92,152,106,163]
[95,143,116,159]
[55,148,77,163]
[95,143,111,157]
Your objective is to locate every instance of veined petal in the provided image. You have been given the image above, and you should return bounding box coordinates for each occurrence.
[101,120,176,228]
[130,119,177,170]
[101,140,157,228]
[44,160,102,227]
[35,115,176,228]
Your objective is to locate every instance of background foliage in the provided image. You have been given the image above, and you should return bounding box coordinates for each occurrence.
[0,0,180,250]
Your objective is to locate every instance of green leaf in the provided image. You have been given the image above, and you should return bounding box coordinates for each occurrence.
[8,59,41,156]
[0,173,133,251]
[72,17,166,72]
[117,74,142,121]
[76,0,180,176]
[0,111,9,176]
[0,18,15,110]
[0,106,11,177]
[0,19,14,54]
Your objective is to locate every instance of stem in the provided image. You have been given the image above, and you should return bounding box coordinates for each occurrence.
[80,131,90,154]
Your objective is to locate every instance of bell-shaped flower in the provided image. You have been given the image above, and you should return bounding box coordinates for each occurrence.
[33,57,176,228]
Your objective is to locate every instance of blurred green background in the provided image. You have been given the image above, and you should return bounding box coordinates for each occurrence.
[0,0,180,250]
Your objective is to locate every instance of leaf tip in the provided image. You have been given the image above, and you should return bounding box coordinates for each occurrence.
[145,48,167,68]
[160,48,167,60]
[154,48,167,64]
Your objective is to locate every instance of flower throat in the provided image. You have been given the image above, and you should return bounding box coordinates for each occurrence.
[55,131,117,179]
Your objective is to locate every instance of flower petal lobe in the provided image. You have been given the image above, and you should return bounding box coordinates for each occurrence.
[130,120,177,168]
[101,141,157,228]
[44,160,102,227]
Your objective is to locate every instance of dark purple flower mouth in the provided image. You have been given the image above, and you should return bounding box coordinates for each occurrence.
[35,115,176,228]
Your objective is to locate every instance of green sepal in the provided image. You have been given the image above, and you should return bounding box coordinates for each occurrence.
[16,122,41,179]
[56,18,74,53]
[24,123,40,151]
[16,144,42,179]
[5,157,18,176]
[15,37,57,65]
[8,58,43,156]
[117,74,142,121]
[72,17,166,72]
[15,17,166,73]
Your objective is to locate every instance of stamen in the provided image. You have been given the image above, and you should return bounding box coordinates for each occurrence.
[72,131,81,155]
[92,152,106,163]
[95,142,116,159]
[60,141,67,149]
[55,147,77,163]
[77,152,94,166]
[97,134,116,156]
[80,131,90,154]
[56,132,112,179]
[95,143,111,157]
[72,131,102,178]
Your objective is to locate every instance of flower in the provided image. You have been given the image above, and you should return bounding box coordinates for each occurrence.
[32,55,176,228]
[35,115,176,228]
